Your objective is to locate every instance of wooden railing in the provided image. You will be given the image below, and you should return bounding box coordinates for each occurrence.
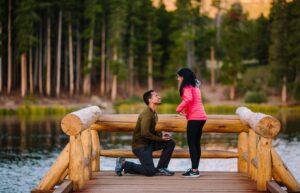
[31,106,300,193]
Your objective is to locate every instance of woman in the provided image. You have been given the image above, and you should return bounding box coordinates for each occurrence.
[176,68,207,177]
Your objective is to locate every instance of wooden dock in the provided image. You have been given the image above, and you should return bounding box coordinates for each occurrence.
[73,171,264,193]
[32,106,300,193]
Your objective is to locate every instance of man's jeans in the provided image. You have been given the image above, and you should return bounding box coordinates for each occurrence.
[124,140,175,176]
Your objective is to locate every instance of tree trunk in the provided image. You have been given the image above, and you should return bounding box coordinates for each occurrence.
[0,23,2,93]
[147,31,153,90]
[34,47,38,89]
[210,46,216,91]
[39,23,43,95]
[29,48,33,94]
[68,23,74,96]
[76,29,81,94]
[21,53,27,97]
[46,16,51,97]
[56,10,62,97]
[83,38,94,95]
[229,84,235,100]
[100,19,106,96]
[111,47,118,101]
[7,0,12,94]
[128,22,134,96]
[111,75,117,101]
[106,49,110,94]
[281,76,287,104]
[187,24,195,69]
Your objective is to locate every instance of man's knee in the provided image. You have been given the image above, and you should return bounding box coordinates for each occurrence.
[168,139,176,148]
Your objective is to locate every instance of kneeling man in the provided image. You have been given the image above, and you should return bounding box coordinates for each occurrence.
[115,90,175,176]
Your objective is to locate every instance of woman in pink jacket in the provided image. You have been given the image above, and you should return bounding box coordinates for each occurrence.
[176,68,207,177]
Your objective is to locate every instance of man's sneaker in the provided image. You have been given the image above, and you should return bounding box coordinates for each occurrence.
[115,157,125,176]
[157,168,175,176]
[182,168,200,177]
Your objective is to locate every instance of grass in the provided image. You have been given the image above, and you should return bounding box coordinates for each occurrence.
[0,105,77,116]
[114,102,300,115]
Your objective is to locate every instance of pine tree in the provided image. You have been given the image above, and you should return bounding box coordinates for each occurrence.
[108,0,127,101]
[82,0,101,96]
[168,0,201,80]
[15,0,39,97]
[287,0,300,100]
[220,2,247,100]
[269,0,289,103]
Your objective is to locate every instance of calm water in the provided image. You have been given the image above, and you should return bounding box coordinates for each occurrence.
[0,112,299,193]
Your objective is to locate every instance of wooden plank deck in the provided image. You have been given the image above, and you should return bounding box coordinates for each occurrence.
[73,171,265,193]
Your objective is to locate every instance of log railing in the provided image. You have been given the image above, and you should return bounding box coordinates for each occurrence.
[32,106,300,193]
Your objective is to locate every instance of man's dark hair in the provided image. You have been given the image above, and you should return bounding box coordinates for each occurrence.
[143,90,154,105]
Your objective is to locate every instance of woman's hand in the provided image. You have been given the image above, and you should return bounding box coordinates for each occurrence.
[179,112,186,116]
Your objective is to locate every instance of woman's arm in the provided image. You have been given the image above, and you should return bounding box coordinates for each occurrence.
[176,87,192,113]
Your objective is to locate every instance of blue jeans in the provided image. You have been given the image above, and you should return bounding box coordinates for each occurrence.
[124,140,175,176]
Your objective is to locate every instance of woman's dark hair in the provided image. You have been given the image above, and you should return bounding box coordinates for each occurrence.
[177,68,196,96]
[143,90,154,105]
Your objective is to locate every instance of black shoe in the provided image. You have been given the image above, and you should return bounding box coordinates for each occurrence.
[157,168,175,176]
[115,157,125,176]
[182,168,200,177]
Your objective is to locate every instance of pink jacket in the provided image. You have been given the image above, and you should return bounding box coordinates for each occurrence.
[176,86,207,120]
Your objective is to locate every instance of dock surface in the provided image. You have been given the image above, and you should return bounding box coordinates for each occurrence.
[73,171,264,193]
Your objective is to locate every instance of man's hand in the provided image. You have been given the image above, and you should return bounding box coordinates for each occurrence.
[162,131,172,141]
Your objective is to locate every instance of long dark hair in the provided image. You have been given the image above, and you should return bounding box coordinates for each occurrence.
[177,68,196,96]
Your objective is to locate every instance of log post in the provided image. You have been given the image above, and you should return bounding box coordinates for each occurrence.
[257,137,272,191]
[236,107,280,138]
[91,129,100,172]
[35,144,70,191]
[81,128,92,180]
[271,148,300,192]
[238,132,248,174]
[61,106,102,136]
[248,129,257,180]
[69,135,85,190]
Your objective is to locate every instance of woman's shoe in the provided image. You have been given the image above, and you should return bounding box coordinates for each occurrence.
[182,168,200,177]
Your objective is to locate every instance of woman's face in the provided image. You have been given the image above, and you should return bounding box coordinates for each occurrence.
[177,75,183,85]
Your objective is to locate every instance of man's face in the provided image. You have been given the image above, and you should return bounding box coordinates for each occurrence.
[149,91,161,105]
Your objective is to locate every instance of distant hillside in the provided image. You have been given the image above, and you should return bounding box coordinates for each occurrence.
[153,0,273,19]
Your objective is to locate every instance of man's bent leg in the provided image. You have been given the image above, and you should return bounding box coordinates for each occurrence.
[124,146,156,176]
[152,140,175,169]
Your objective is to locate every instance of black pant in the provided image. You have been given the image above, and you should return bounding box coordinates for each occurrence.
[187,120,206,169]
[124,140,175,176]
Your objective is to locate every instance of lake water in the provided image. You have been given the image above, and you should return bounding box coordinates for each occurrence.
[0,111,299,193]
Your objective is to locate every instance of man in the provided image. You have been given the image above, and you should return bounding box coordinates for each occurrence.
[115,90,176,176]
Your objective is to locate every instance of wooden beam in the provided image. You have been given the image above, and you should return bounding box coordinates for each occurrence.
[267,181,287,193]
[100,149,238,159]
[271,148,300,192]
[53,180,72,193]
[257,137,272,191]
[236,107,280,139]
[61,106,102,136]
[248,129,257,180]
[92,114,249,133]
[36,144,70,191]
[69,135,85,190]
[238,132,248,174]
[91,130,100,172]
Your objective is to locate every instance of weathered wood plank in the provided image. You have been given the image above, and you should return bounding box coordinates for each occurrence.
[267,181,287,193]
[100,149,238,159]
[72,172,265,193]
[91,114,249,133]
[53,180,73,193]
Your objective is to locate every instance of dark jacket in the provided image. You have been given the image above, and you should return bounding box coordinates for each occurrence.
[132,107,163,149]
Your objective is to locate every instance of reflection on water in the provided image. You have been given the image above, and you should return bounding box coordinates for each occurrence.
[0,111,299,193]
